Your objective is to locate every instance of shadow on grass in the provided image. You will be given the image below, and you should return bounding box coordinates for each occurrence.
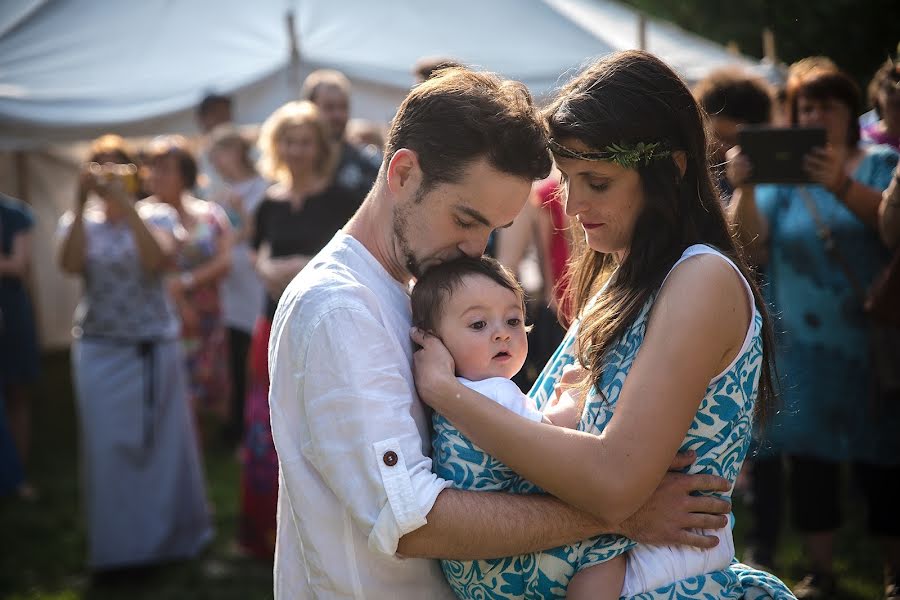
[1,350,887,599]
[1,350,272,600]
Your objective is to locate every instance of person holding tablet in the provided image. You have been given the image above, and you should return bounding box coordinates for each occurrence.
[729,63,900,599]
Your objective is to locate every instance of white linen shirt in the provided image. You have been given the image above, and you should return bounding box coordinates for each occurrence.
[269,231,454,599]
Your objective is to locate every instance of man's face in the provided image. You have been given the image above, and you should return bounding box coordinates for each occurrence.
[314,84,350,142]
[434,274,528,381]
[392,158,532,278]
[199,101,232,134]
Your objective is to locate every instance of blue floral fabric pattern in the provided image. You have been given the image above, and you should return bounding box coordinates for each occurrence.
[432,246,796,599]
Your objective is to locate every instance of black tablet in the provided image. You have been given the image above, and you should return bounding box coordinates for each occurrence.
[736,126,827,184]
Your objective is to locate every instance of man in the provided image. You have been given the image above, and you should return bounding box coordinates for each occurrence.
[301,69,379,202]
[196,92,233,134]
[194,92,235,196]
[270,67,732,598]
[412,56,464,83]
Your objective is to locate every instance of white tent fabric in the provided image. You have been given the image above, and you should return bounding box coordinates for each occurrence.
[0,0,760,147]
[0,0,763,348]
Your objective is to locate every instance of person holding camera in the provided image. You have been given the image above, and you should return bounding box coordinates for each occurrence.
[729,64,900,599]
[57,135,213,574]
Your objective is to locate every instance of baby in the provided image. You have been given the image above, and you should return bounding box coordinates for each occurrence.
[411,255,734,599]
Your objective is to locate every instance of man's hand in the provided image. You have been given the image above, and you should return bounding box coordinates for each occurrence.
[617,451,731,549]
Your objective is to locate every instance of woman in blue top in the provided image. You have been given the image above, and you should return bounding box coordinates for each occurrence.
[730,64,900,598]
[0,193,40,499]
[413,50,792,598]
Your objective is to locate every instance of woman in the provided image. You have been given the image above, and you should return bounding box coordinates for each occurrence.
[863,56,900,151]
[0,193,39,499]
[57,135,212,572]
[239,100,360,559]
[145,136,233,427]
[730,63,900,599]
[412,51,793,598]
[207,125,268,445]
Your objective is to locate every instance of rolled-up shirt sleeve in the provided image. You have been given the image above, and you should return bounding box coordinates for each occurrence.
[275,303,450,557]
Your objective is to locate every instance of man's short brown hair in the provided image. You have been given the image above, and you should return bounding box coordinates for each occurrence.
[411,256,526,334]
[384,67,552,194]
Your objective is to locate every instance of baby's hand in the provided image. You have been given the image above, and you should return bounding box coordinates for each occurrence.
[542,388,580,429]
[543,364,588,429]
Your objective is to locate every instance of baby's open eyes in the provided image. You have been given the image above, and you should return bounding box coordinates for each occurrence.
[468,318,522,330]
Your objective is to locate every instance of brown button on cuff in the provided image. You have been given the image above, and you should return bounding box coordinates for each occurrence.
[382,450,398,467]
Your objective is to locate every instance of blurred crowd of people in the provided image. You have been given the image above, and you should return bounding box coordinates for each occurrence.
[0,48,898,598]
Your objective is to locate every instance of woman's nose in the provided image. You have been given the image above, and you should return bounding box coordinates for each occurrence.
[564,189,584,218]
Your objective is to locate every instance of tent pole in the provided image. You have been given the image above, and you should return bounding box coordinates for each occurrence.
[762,27,776,63]
[637,14,647,50]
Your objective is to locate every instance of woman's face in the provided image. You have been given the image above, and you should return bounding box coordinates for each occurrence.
[555,139,646,256]
[147,153,185,199]
[276,123,321,175]
[796,94,852,146]
[877,71,900,123]
[209,141,244,179]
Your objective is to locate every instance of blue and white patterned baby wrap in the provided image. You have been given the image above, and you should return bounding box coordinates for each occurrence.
[431,245,795,599]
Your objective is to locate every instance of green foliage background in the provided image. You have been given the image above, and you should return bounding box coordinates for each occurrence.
[619,0,899,101]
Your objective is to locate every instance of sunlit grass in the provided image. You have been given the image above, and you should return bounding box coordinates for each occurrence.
[1,351,885,599]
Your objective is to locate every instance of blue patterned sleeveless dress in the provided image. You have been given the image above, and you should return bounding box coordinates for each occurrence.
[431,245,795,599]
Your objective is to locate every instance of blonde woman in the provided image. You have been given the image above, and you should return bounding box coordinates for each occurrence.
[239,100,362,558]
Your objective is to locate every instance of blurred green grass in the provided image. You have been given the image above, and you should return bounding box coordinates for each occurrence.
[0,351,886,599]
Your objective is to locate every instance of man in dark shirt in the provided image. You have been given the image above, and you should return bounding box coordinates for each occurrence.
[300,69,379,204]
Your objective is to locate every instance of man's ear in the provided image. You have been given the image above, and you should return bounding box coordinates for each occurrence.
[672,150,687,177]
[386,148,421,196]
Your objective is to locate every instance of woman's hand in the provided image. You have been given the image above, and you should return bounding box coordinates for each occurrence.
[804,145,848,192]
[77,164,98,206]
[410,327,457,412]
[724,145,753,189]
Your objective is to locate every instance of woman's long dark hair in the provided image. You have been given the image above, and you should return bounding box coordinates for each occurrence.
[544,50,777,422]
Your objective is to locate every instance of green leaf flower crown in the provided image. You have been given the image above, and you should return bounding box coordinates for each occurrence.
[548,138,671,170]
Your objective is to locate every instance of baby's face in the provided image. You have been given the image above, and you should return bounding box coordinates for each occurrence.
[434,274,528,381]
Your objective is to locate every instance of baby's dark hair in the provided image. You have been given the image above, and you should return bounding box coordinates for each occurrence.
[411,256,526,333]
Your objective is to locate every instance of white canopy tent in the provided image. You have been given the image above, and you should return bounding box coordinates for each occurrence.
[0,0,764,348]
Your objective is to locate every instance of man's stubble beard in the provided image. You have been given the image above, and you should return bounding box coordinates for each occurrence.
[392,202,422,279]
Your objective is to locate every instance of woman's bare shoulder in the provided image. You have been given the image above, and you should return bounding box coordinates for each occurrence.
[648,253,751,364]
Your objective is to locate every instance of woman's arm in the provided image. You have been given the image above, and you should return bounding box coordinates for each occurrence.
[725,147,770,266]
[878,167,900,248]
[0,230,32,278]
[58,170,93,275]
[413,255,748,527]
[805,146,882,229]
[254,242,311,300]
[178,203,234,290]
[109,183,170,274]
